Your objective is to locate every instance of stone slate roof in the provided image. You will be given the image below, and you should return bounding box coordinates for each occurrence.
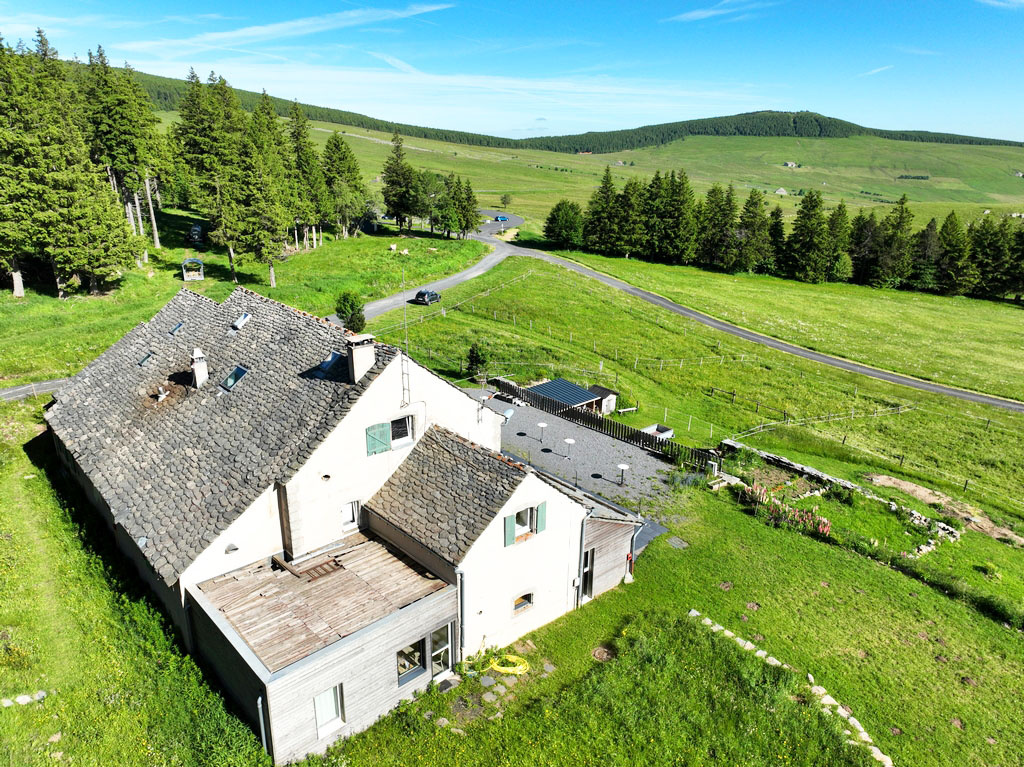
[45,288,396,585]
[366,426,528,565]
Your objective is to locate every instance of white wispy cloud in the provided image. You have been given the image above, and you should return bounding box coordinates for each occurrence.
[367,51,421,74]
[664,1,776,23]
[893,45,939,56]
[119,4,452,56]
[857,65,894,77]
[975,0,1024,7]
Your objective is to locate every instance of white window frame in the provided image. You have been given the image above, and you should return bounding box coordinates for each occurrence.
[390,415,414,449]
[513,592,534,615]
[397,638,426,685]
[430,624,452,677]
[514,507,535,538]
[313,683,345,738]
[340,500,359,528]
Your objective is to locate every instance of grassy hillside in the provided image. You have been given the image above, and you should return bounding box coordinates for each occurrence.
[535,244,1024,401]
[155,111,1024,229]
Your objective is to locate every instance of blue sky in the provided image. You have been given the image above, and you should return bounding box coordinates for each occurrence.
[3,1,1022,140]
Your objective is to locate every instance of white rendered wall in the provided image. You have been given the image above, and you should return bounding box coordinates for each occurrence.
[285,353,503,559]
[178,484,283,598]
[459,474,586,654]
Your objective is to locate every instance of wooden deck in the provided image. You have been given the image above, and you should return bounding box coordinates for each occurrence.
[198,531,447,672]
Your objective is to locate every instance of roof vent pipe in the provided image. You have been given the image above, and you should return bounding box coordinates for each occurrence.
[346,334,376,383]
[191,347,208,388]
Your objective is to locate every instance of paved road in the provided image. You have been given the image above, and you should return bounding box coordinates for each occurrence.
[7,210,1023,414]
[0,378,70,403]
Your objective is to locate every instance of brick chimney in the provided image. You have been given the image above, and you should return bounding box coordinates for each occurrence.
[191,347,208,388]
[346,334,376,383]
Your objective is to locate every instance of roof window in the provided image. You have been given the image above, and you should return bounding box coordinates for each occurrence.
[319,350,344,373]
[138,352,153,367]
[220,365,248,392]
[232,312,252,331]
[169,321,185,336]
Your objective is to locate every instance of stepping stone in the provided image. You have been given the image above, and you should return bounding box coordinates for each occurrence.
[15,695,31,705]
[667,537,689,549]
[807,673,815,684]
[482,692,497,703]
[848,717,864,732]
[765,657,782,667]
[540,673,549,678]
[423,711,435,720]
[710,624,724,632]
[858,731,873,743]
[1,700,13,708]
[543,662,555,673]
[501,676,518,687]
[489,711,503,720]
[34,691,46,701]
[435,718,449,727]
[439,677,461,693]
[836,708,850,719]
[755,650,767,659]
[480,675,496,688]
[820,695,838,706]
[688,609,700,618]
[493,684,507,695]
[450,728,466,736]
[701,617,713,626]
[722,629,735,638]
[811,685,827,697]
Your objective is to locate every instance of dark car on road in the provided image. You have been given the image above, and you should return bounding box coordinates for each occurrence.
[414,289,441,305]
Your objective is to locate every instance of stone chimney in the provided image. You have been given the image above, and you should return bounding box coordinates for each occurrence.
[346,334,376,383]
[191,347,208,388]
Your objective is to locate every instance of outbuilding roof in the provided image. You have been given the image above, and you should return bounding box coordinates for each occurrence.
[366,426,529,565]
[528,378,599,408]
[45,288,396,585]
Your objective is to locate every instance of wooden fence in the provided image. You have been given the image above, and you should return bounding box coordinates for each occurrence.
[490,377,715,470]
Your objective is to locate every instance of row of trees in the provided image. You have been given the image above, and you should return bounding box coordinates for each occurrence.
[0,34,152,297]
[380,133,481,238]
[545,167,1024,299]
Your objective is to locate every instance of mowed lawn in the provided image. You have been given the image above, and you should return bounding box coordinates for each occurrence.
[0,210,486,387]
[4,397,1022,767]
[541,246,1024,402]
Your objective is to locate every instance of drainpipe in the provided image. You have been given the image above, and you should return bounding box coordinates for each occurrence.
[256,695,268,754]
[626,524,642,584]
[455,568,465,659]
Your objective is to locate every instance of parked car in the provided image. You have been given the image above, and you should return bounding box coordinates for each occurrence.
[495,215,509,222]
[414,289,441,305]
[186,224,203,245]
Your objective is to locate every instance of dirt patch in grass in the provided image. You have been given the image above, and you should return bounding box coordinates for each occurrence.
[866,474,1024,546]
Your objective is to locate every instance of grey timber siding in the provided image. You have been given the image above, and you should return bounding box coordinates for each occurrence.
[583,519,634,597]
[264,586,457,764]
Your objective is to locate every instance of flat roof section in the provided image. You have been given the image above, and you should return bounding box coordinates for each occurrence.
[528,378,600,408]
[197,531,447,672]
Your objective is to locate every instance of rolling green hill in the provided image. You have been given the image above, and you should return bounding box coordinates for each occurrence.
[131,68,1020,153]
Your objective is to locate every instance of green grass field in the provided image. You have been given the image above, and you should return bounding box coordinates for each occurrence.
[155,110,1024,229]
[0,210,485,388]
[530,244,1024,401]
[5,395,1023,767]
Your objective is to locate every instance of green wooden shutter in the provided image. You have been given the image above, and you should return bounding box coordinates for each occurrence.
[535,502,547,533]
[504,515,516,547]
[365,423,392,456]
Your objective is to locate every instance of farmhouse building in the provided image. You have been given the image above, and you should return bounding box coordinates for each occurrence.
[775,187,788,195]
[45,288,640,764]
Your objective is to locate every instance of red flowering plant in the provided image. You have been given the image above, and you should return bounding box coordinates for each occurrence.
[741,484,831,539]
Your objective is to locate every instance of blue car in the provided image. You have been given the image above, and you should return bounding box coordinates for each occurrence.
[495,215,509,222]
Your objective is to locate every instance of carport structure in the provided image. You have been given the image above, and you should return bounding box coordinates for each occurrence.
[527,378,600,413]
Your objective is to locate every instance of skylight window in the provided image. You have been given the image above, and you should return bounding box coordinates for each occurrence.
[220,365,248,392]
[319,350,343,372]
[169,321,185,336]
[232,312,252,331]
[138,352,153,367]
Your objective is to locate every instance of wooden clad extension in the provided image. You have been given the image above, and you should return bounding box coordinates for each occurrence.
[198,531,447,672]
[583,517,635,597]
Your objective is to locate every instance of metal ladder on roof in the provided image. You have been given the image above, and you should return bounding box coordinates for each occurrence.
[400,350,411,408]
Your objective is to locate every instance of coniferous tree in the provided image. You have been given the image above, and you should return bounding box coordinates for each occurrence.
[287,100,330,248]
[663,170,698,264]
[431,173,461,238]
[849,210,880,284]
[969,215,1014,298]
[937,211,976,295]
[457,178,481,238]
[643,171,667,261]
[322,131,365,238]
[237,92,289,287]
[544,200,584,248]
[584,166,618,255]
[733,189,770,273]
[0,36,30,296]
[203,75,248,281]
[614,177,646,257]
[873,195,915,287]
[825,201,852,282]
[697,184,737,269]
[381,131,416,230]
[1011,225,1024,303]
[765,205,786,275]
[789,190,829,283]
[908,218,940,292]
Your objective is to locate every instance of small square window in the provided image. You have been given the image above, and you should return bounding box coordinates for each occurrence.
[313,684,345,738]
[397,639,426,684]
[220,365,248,392]
[515,507,535,538]
[341,500,358,526]
[390,416,413,445]
[514,593,534,614]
